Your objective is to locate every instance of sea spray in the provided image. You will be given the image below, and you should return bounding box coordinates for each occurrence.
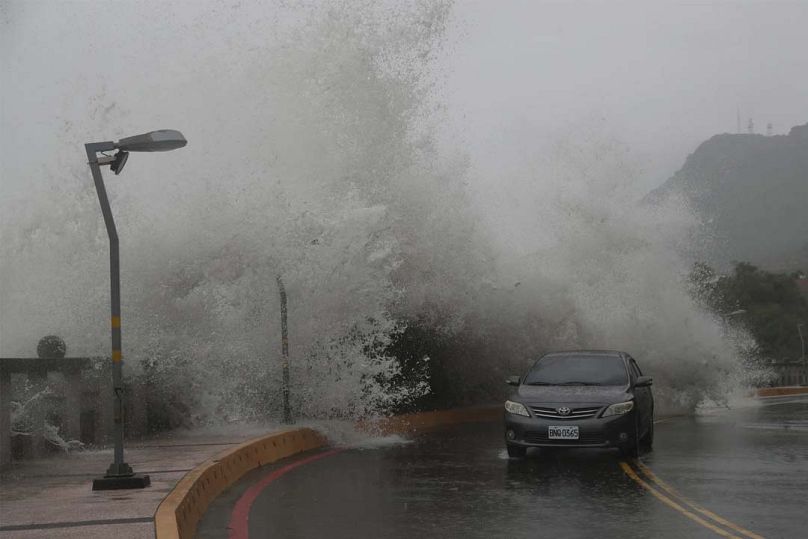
[450,126,765,412]
[0,1,760,429]
[1,0,454,425]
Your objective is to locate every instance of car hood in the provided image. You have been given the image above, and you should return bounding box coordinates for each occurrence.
[515,385,630,406]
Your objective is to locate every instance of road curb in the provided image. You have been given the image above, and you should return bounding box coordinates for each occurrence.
[357,405,501,435]
[153,428,327,539]
[153,405,502,539]
[755,386,808,398]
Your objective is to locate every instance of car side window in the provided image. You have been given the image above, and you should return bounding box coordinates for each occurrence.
[629,359,642,377]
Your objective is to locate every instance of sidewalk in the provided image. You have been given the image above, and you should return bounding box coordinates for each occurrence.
[0,429,270,539]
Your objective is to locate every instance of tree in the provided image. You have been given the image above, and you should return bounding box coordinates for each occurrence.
[690,262,808,361]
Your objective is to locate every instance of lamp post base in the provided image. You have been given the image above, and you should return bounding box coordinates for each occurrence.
[93,462,150,490]
[93,472,150,490]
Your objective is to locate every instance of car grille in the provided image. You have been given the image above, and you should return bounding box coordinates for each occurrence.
[529,406,602,420]
[523,430,606,445]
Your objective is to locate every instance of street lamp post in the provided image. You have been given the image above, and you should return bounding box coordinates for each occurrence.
[276,275,292,424]
[86,130,187,490]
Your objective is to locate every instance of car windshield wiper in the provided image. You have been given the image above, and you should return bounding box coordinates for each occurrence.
[523,381,555,386]
[559,381,601,386]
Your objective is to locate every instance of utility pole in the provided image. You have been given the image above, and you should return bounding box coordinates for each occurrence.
[798,323,806,363]
[276,275,292,423]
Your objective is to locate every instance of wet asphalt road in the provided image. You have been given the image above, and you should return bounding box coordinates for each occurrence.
[199,397,808,539]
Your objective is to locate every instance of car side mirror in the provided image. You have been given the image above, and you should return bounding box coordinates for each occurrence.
[506,375,521,386]
[635,376,653,387]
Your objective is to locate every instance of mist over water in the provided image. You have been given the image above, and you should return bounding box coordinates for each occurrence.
[0,1,761,424]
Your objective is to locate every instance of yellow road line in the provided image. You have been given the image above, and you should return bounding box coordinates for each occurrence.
[619,462,742,539]
[633,460,765,539]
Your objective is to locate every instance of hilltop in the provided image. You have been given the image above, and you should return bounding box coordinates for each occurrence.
[647,123,808,270]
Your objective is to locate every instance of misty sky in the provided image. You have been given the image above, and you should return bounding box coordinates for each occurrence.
[2,0,808,200]
[444,0,808,187]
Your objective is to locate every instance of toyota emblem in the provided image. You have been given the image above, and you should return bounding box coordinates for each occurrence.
[557,407,571,416]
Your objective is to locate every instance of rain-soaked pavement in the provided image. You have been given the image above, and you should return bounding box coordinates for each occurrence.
[199,397,808,538]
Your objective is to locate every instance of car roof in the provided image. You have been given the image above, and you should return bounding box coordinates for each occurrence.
[541,350,629,359]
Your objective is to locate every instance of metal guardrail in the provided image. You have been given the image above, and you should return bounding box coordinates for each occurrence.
[768,361,808,387]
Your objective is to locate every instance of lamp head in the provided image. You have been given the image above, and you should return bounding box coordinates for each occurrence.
[110,151,129,175]
[116,129,187,152]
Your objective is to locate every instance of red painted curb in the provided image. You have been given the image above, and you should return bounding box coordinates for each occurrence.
[756,386,808,398]
[227,449,344,539]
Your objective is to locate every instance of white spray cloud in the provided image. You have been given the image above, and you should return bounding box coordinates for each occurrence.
[1,1,760,423]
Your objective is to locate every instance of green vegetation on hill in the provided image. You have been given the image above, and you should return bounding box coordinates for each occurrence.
[690,262,808,362]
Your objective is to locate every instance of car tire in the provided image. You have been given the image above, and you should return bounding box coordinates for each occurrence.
[507,444,526,458]
[640,417,654,450]
[620,416,641,458]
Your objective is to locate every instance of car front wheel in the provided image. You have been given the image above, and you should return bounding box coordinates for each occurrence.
[620,415,642,458]
[640,417,654,450]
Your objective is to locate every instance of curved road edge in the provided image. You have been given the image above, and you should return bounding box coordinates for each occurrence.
[154,428,327,539]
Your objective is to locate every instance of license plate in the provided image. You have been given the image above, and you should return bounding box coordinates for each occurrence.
[548,426,579,440]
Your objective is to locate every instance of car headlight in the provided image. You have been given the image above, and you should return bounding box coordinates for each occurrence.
[602,401,634,417]
[505,400,530,417]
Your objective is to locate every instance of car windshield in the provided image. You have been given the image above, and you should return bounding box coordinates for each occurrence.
[523,355,628,386]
